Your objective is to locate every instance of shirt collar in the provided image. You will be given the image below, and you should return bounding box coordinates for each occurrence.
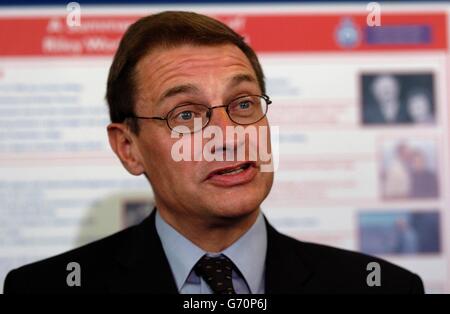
[155,210,204,291]
[222,213,267,294]
[155,210,267,294]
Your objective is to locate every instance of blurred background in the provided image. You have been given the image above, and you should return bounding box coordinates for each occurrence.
[0,0,448,293]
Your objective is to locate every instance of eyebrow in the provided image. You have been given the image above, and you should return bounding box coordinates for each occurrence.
[159,84,200,103]
[226,73,258,89]
[157,73,258,104]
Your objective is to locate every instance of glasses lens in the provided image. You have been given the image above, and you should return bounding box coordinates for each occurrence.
[228,95,268,125]
[167,104,209,134]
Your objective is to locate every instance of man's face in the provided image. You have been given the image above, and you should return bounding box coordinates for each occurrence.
[408,93,431,122]
[131,44,274,223]
[372,75,400,104]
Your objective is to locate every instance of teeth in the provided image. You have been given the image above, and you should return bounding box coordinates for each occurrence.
[215,163,252,176]
[221,168,245,176]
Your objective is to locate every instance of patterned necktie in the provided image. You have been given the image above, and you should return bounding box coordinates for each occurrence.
[194,254,236,294]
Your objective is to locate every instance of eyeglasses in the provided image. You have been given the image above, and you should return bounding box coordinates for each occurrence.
[130,94,272,134]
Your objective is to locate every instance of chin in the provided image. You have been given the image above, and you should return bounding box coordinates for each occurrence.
[208,191,265,220]
[200,173,273,220]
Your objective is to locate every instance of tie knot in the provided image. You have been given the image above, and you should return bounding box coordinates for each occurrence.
[194,254,236,294]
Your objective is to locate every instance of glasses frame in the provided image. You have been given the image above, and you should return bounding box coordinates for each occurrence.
[130,94,272,134]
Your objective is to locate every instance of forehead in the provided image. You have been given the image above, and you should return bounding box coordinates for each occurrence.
[374,76,398,89]
[134,44,257,97]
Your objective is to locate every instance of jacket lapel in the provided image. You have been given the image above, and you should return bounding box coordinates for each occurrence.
[108,210,178,293]
[264,218,314,294]
[106,211,313,294]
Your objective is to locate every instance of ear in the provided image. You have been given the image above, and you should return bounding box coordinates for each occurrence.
[107,123,145,176]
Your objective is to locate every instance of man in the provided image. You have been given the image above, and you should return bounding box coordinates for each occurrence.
[409,149,439,199]
[407,89,435,124]
[4,11,424,294]
[363,74,411,124]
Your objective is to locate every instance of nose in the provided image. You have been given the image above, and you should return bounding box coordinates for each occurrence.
[205,106,242,160]
[208,106,235,130]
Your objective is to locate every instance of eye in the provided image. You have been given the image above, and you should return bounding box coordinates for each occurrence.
[170,104,208,123]
[229,97,256,114]
[238,101,251,110]
[178,111,193,121]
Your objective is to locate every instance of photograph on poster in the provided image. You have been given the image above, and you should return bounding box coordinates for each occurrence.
[358,210,441,255]
[361,73,435,125]
[379,139,439,200]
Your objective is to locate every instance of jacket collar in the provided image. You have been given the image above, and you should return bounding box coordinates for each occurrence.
[264,218,314,294]
[108,210,178,293]
[108,210,313,294]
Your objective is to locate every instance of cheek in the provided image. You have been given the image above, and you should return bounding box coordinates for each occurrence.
[146,138,201,182]
[139,135,178,175]
[261,170,274,189]
[255,122,273,166]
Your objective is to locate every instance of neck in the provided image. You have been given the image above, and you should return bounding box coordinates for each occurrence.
[156,204,260,253]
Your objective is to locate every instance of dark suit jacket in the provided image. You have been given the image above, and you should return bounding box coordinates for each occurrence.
[362,100,412,125]
[4,211,424,294]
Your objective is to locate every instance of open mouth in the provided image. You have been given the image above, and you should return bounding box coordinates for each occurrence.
[205,162,258,187]
[214,162,253,176]
[206,161,257,183]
